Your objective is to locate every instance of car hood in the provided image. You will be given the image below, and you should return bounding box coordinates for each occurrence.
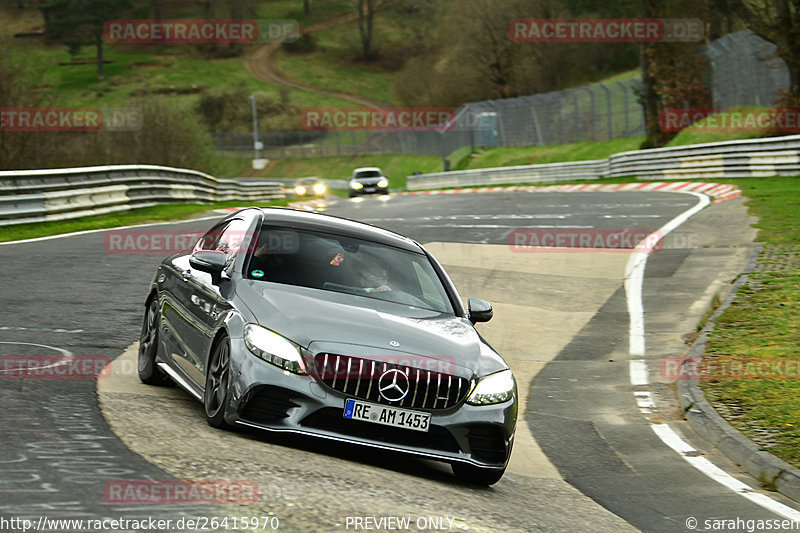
[236,280,507,376]
[353,177,383,185]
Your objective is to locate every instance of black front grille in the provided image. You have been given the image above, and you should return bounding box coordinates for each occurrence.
[311,353,470,410]
[239,386,300,423]
[301,408,460,453]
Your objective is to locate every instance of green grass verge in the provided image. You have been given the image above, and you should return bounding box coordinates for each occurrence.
[214,131,787,183]
[0,199,291,243]
[699,176,800,468]
[459,137,646,169]
[666,107,780,147]
[217,137,648,182]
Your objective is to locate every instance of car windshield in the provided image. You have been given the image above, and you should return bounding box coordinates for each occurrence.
[355,170,382,178]
[246,226,453,314]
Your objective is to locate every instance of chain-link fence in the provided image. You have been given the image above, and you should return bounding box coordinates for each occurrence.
[215,30,790,159]
[213,130,451,158]
[445,77,645,150]
[704,29,790,109]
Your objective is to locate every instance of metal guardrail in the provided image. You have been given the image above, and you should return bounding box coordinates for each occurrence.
[407,135,800,190]
[405,160,608,190]
[606,134,800,180]
[0,165,285,226]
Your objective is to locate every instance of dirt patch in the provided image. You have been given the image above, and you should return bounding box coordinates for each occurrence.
[131,85,207,96]
[131,61,171,70]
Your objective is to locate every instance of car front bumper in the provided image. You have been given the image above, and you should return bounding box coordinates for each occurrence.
[225,338,517,470]
[349,186,389,196]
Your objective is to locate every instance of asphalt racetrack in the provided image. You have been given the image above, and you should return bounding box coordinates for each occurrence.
[3,189,797,532]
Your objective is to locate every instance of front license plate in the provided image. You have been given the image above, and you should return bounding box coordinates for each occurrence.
[364,187,376,192]
[343,399,430,432]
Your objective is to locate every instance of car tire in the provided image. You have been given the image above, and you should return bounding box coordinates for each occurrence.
[204,334,233,429]
[137,298,171,386]
[451,463,506,486]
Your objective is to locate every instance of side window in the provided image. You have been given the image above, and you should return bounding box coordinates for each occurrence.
[194,222,228,253]
[192,218,251,272]
[412,261,447,309]
[216,218,251,271]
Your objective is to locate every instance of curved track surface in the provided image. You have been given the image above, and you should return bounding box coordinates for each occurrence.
[2,190,796,532]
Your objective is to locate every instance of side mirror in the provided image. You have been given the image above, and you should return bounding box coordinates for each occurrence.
[468,297,493,324]
[189,251,227,284]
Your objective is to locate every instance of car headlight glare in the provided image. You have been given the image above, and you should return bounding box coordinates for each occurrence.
[377,178,389,188]
[467,369,515,405]
[244,324,307,375]
[313,183,326,195]
[349,181,363,189]
[294,185,306,195]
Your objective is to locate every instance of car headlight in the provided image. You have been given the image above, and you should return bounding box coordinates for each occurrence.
[294,185,307,196]
[244,324,307,375]
[467,369,515,405]
[377,178,389,188]
[349,181,363,189]
[313,183,326,195]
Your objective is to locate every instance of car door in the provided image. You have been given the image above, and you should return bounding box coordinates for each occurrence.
[161,220,232,386]
[184,216,254,383]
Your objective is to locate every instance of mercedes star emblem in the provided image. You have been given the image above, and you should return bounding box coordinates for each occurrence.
[378,368,410,402]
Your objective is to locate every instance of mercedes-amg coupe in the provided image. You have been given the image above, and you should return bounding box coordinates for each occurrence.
[138,207,518,484]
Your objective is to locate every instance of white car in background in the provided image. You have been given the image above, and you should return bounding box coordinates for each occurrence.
[348,167,390,197]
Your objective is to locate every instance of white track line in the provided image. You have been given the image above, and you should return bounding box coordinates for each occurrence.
[653,424,800,522]
[625,190,800,518]
[629,359,649,386]
[0,341,73,373]
[0,215,223,247]
[624,191,709,355]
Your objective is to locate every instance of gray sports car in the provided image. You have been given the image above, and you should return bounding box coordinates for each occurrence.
[138,207,518,485]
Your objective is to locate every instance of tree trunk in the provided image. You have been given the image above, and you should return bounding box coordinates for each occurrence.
[357,0,375,61]
[639,0,661,148]
[304,0,310,16]
[152,0,164,21]
[785,46,800,99]
[96,33,104,80]
[640,44,661,148]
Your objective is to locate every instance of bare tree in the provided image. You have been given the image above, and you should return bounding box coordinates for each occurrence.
[40,0,133,80]
[356,0,388,60]
[639,0,663,148]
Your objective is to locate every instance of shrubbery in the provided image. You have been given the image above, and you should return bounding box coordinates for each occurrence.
[1,52,218,173]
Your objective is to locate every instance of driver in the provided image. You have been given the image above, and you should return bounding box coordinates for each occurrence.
[359,262,392,293]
